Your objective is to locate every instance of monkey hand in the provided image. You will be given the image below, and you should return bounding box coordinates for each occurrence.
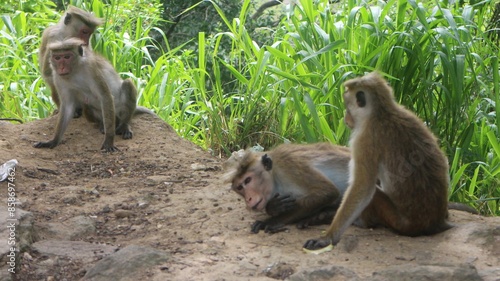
[33,140,59,149]
[302,238,334,254]
[265,194,297,216]
[251,220,287,234]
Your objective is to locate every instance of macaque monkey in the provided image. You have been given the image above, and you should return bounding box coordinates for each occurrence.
[39,6,104,116]
[80,57,152,140]
[303,72,455,251]
[33,38,143,152]
[223,143,350,233]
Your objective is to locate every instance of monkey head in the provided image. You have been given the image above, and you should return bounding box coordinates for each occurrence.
[223,151,274,212]
[63,6,104,46]
[343,72,395,129]
[48,38,84,77]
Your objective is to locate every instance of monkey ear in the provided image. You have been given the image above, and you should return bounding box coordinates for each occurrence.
[355,91,366,107]
[64,13,72,25]
[261,154,273,171]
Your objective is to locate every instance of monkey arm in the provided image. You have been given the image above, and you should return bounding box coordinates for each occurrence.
[34,97,75,149]
[253,177,341,234]
[304,150,379,250]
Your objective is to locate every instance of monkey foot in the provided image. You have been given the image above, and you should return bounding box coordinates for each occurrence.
[101,145,119,153]
[121,130,133,140]
[302,243,334,255]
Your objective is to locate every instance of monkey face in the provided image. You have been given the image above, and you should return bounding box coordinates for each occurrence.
[51,51,76,76]
[78,26,93,45]
[344,109,354,128]
[231,168,273,212]
[343,83,373,130]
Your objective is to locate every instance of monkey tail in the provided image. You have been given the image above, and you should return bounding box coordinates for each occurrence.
[448,202,479,215]
[134,106,156,116]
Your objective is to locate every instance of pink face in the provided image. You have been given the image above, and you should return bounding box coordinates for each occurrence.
[232,170,273,212]
[51,51,75,76]
[78,27,92,45]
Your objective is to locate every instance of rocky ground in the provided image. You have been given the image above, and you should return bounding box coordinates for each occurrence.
[0,115,499,281]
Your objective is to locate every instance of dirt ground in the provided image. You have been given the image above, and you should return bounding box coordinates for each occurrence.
[0,114,499,281]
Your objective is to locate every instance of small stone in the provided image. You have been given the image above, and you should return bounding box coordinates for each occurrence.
[114,209,135,218]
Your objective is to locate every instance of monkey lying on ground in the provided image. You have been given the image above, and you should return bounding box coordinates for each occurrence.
[33,38,153,152]
[304,72,477,252]
[39,6,104,117]
[223,143,351,233]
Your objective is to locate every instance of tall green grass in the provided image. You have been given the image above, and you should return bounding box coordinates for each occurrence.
[0,0,498,214]
[185,0,499,214]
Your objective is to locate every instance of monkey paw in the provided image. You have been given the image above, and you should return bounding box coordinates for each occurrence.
[302,242,334,254]
[33,140,58,149]
[101,145,119,153]
[303,238,334,251]
[120,129,133,140]
[266,194,297,216]
[251,220,287,234]
[116,124,133,139]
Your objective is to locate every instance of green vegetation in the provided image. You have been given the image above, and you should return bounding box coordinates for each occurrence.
[0,0,498,215]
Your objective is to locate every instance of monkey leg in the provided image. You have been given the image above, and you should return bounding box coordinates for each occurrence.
[356,187,415,235]
[359,187,452,236]
[115,79,137,139]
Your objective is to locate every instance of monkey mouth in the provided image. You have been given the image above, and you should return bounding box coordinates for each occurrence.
[251,199,263,211]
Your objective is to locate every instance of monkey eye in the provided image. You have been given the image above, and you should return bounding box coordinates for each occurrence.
[63,55,72,59]
[81,29,90,35]
[244,177,251,185]
[236,185,243,191]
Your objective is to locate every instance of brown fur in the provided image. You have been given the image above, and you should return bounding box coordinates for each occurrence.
[304,72,452,250]
[34,39,117,152]
[39,6,103,110]
[224,143,351,233]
